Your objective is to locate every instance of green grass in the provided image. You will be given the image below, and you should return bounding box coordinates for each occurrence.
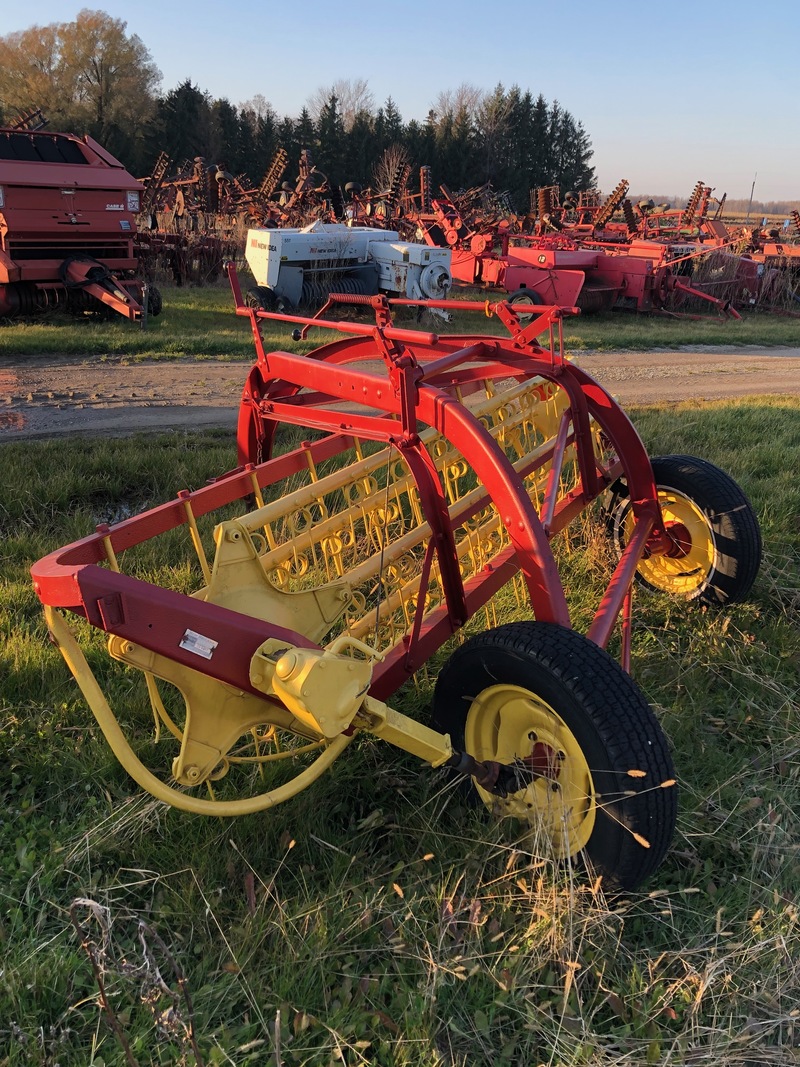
[559,310,800,352]
[0,278,798,361]
[2,400,800,1065]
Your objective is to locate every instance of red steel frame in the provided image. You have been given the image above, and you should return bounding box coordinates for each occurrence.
[32,267,674,703]
[0,126,145,320]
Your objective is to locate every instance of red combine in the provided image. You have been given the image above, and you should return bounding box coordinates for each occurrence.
[0,123,159,321]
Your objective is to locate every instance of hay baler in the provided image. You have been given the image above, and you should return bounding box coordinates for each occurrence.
[0,125,158,321]
[244,221,452,314]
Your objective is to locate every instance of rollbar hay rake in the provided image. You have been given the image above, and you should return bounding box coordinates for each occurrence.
[32,269,762,891]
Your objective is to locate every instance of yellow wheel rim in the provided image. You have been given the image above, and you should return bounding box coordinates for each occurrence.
[465,684,596,858]
[628,489,715,596]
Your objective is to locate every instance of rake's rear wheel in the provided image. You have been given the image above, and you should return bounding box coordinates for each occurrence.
[433,622,676,890]
[609,454,762,604]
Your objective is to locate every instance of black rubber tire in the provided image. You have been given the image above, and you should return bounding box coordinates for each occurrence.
[608,454,762,605]
[146,284,162,317]
[432,622,676,891]
[245,286,276,311]
[507,287,543,322]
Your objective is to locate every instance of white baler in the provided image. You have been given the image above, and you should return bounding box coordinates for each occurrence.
[244,221,452,310]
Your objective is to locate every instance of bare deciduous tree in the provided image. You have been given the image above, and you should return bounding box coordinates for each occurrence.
[239,93,276,121]
[305,78,375,130]
[429,83,485,126]
[372,144,411,195]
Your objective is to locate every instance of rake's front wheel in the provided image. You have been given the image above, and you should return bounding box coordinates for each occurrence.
[432,622,676,890]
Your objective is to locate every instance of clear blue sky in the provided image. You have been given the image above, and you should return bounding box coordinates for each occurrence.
[2,0,798,202]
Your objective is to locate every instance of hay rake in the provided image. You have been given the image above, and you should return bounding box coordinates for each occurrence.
[32,269,761,889]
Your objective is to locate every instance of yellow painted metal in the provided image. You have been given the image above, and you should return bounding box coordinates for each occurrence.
[45,606,352,815]
[44,371,613,814]
[218,377,574,656]
[197,519,356,643]
[626,489,715,596]
[353,695,453,766]
[108,634,321,785]
[180,493,212,584]
[100,533,120,573]
[464,683,596,857]
[250,637,375,739]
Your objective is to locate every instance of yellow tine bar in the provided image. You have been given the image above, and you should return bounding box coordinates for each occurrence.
[304,448,319,482]
[248,468,266,509]
[248,468,278,549]
[178,490,212,584]
[99,532,120,572]
[237,378,549,534]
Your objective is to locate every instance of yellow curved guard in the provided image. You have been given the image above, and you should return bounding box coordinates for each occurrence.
[45,606,353,815]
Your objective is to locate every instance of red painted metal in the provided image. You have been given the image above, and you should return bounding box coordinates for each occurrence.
[586,512,656,650]
[0,124,148,320]
[33,267,675,713]
[406,190,589,309]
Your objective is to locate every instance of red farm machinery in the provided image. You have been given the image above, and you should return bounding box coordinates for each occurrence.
[32,269,763,892]
[0,119,159,321]
[404,173,740,318]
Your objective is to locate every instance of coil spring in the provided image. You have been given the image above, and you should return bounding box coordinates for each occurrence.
[301,274,372,306]
[537,186,555,218]
[325,292,381,307]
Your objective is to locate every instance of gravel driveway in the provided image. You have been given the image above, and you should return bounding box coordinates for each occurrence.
[2,345,800,441]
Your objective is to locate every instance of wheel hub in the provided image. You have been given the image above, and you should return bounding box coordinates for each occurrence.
[663,520,692,558]
[524,740,562,779]
[625,489,715,596]
[465,685,596,857]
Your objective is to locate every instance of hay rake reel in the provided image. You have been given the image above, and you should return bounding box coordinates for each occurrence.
[32,270,761,889]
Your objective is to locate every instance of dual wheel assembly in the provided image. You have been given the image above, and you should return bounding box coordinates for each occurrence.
[433,455,761,891]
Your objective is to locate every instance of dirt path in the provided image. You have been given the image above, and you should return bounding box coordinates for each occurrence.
[2,345,800,441]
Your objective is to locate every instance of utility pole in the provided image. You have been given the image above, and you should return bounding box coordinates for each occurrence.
[745,173,757,223]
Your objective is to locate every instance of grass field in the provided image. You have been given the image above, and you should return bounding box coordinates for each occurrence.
[0,278,799,362]
[1,289,800,1065]
[2,391,800,1066]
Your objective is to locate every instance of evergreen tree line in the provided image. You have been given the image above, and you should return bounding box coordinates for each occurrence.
[149,81,596,212]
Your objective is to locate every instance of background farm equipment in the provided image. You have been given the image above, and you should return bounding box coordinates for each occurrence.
[528,179,799,313]
[135,229,235,287]
[0,121,159,321]
[407,183,587,310]
[32,274,763,892]
[243,221,452,313]
[341,159,412,230]
[135,147,339,286]
[404,182,736,317]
